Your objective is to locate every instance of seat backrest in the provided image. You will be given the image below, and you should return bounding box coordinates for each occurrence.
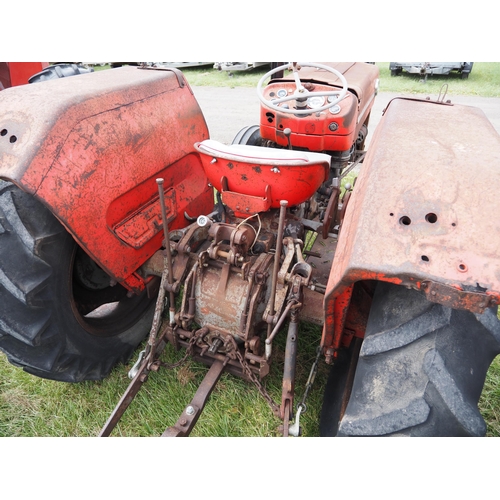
[194,140,331,213]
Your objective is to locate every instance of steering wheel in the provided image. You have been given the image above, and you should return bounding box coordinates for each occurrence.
[257,62,348,115]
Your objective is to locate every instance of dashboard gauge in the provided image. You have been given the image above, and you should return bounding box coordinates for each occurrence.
[307,95,325,109]
[329,104,341,114]
[277,88,288,98]
[327,94,342,103]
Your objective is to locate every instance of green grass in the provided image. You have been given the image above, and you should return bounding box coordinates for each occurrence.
[3,315,499,437]
[377,62,500,97]
[92,62,500,96]
[1,61,500,437]
[480,355,500,436]
[92,62,272,87]
[0,321,329,437]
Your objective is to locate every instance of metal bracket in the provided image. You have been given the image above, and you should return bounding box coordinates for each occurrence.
[421,280,498,314]
[162,358,228,437]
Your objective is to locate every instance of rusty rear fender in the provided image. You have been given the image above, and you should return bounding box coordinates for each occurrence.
[322,98,500,357]
[0,66,214,292]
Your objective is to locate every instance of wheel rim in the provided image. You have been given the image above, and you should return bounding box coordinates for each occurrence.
[71,246,154,337]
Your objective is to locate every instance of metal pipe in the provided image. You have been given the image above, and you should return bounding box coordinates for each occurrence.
[157,178,176,324]
[265,299,296,359]
[281,316,299,422]
[267,200,288,337]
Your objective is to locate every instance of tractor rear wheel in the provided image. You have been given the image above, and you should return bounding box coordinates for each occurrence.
[232,125,263,146]
[0,181,155,382]
[319,337,362,436]
[321,281,500,436]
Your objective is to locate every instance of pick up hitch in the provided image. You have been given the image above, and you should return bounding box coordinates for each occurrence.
[99,180,322,437]
[100,179,230,437]
[161,358,228,437]
[99,325,230,437]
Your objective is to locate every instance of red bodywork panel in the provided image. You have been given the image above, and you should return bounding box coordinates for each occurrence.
[260,62,379,151]
[0,66,214,291]
[194,140,330,216]
[0,62,49,89]
[322,98,500,361]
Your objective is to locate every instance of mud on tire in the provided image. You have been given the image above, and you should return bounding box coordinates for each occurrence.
[321,281,500,436]
[0,181,155,382]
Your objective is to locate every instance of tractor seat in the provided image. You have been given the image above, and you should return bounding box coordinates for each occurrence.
[194,139,332,167]
[194,139,331,213]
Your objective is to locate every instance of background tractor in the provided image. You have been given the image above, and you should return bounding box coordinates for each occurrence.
[0,62,499,436]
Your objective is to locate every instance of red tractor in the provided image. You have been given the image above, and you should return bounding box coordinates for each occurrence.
[0,63,499,436]
[0,62,92,89]
[0,62,49,89]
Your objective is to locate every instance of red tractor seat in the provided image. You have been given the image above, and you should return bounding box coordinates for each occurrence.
[194,140,330,214]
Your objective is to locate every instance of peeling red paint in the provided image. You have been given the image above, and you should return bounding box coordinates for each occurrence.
[322,98,500,359]
[0,67,213,292]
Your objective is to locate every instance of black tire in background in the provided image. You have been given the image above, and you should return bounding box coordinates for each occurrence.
[232,125,264,146]
[462,63,474,79]
[321,281,500,436]
[389,63,402,77]
[28,63,93,84]
[0,181,155,382]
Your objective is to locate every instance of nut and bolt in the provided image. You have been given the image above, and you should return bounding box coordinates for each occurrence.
[197,215,210,227]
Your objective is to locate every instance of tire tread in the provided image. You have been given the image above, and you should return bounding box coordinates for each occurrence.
[334,282,500,436]
[0,182,154,382]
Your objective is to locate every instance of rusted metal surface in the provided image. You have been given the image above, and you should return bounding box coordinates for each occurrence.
[323,284,355,364]
[162,358,228,437]
[321,181,340,239]
[113,187,177,249]
[306,235,337,288]
[322,98,500,358]
[175,333,262,379]
[99,205,329,435]
[99,330,169,436]
[207,221,257,264]
[281,317,299,421]
[221,177,272,217]
[99,355,151,437]
[193,255,273,342]
[157,178,176,323]
[0,66,213,292]
[268,201,289,332]
[420,280,498,314]
[299,287,326,326]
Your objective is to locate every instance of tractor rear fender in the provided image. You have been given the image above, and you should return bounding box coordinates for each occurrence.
[322,97,500,361]
[0,66,214,292]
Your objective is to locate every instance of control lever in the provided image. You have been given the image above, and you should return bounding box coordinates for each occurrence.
[283,128,292,149]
